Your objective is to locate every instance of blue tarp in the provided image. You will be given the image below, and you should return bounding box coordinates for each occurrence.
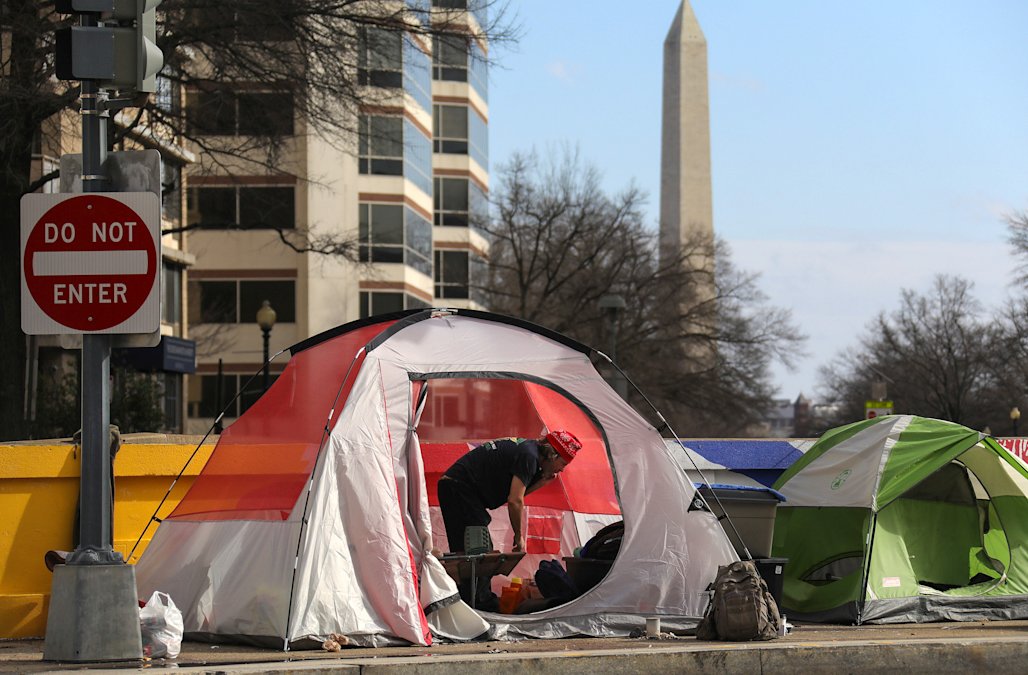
[680,440,806,488]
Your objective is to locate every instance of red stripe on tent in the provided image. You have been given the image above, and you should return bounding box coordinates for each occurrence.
[168,321,395,521]
[526,514,562,554]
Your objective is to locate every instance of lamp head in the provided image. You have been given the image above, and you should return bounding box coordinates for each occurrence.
[256,300,277,331]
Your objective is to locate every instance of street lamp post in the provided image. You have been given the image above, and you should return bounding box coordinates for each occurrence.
[1011,407,1021,437]
[598,294,628,399]
[256,300,277,392]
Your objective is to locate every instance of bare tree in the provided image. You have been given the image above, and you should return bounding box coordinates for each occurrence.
[1006,209,1028,285]
[478,151,806,436]
[0,1,516,439]
[818,275,1010,431]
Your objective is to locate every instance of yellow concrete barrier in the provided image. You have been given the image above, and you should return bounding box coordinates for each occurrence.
[0,436,215,639]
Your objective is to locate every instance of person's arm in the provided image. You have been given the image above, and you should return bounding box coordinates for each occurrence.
[506,476,528,551]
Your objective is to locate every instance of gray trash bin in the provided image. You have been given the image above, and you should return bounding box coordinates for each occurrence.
[695,484,785,559]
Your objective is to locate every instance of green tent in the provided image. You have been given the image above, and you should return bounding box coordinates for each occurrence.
[771,415,1028,623]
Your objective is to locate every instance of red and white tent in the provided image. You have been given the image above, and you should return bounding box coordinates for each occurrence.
[135,309,735,647]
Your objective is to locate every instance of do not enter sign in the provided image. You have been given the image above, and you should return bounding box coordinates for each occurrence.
[21,192,161,334]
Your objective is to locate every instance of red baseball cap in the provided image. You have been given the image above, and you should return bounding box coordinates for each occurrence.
[546,430,582,463]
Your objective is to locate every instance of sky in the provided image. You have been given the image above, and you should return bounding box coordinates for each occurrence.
[485,0,1028,400]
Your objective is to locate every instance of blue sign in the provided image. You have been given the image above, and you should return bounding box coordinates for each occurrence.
[120,335,196,374]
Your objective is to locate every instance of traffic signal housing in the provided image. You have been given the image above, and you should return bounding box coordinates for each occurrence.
[55,0,164,93]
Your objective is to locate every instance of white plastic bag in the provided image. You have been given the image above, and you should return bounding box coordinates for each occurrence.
[139,591,184,658]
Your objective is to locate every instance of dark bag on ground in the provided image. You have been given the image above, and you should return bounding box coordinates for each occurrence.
[535,559,580,601]
[580,520,624,560]
[696,560,781,641]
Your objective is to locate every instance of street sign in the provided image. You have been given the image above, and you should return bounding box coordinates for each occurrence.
[865,400,894,419]
[21,192,161,334]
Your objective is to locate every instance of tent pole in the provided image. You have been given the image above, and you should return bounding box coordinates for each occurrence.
[601,349,755,560]
[856,510,878,625]
[127,352,285,562]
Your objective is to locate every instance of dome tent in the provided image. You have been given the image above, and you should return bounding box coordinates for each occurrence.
[772,415,1028,624]
[135,309,737,647]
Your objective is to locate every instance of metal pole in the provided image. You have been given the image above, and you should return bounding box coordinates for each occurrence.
[262,326,271,392]
[44,11,142,663]
[70,35,119,564]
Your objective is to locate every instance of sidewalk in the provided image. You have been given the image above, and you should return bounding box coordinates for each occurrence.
[4,620,1028,674]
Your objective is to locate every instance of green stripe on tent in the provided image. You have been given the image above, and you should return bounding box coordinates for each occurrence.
[985,437,1028,482]
[772,416,885,490]
[875,417,981,508]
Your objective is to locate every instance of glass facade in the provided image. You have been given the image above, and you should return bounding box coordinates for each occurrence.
[433,177,486,229]
[404,33,433,114]
[469,39,488,103]
[468,105,488,169]
[433,104,468,155]
[358,27,403,88]
[405,206,433,275]
[434,177,469,226]
[359,115,404,176]
[434,249,469,299]
[433,103,487,169]
[404,118,433,196]
[359,204,432,276]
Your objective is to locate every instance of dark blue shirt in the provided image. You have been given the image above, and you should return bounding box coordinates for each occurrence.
[444,438,542,509]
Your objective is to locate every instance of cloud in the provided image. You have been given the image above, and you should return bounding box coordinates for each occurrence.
[545,60,582,83]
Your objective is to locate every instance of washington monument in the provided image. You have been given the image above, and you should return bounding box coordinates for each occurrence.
[660,0,713,258]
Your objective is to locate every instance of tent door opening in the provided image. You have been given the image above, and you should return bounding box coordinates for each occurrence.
[411,375,622,611]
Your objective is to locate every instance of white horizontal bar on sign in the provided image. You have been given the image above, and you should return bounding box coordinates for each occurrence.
[33,251,149,276]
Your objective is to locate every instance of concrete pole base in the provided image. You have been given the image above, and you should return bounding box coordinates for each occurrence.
[43,563,142,662]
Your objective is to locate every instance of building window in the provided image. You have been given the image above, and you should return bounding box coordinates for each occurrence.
[162,373,183,431]
[432,0,468,8]
[189,372,279,419]
[358,204,432,275]
[188,279,296,324]
[237,92,295,136]
[359,115,403,176]
[234,11,292,43]
[434,177,469,226]
[155,75,179,114]
[187,89,294,136]
[358,27,403,88]
[359,204,404,263]
[162,263,183,327]
[161,160,182,224]
[433,105,468,154]
[434,250,469,299]
[187,185,295,230]
[359,291,430,319]
[182,7,292,44]
[433,36,468,82]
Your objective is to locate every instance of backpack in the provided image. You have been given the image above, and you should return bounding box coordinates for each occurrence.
[696,560,780,641]
[580,521,624,561]
[534,559,580,601]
